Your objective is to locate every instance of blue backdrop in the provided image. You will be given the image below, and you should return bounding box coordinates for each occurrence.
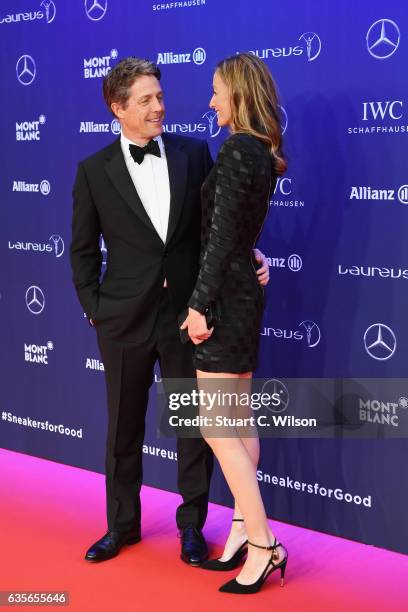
[1,0,407,554]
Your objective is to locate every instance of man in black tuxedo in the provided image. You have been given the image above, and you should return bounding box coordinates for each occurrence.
[70,57,269,565]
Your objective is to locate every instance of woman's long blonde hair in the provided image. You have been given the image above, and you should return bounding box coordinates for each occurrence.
[216,53,287,175]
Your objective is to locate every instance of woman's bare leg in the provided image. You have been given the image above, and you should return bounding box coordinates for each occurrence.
[197,370,284,584]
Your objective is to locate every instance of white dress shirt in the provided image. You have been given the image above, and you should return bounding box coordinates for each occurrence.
[120,132,170,244]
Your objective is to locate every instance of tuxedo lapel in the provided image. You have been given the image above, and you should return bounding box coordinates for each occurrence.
[163,135,188,246]
[104,140,161,241]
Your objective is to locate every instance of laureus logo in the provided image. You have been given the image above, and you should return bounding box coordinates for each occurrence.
[298,32,321,61]
[202,111,221,138]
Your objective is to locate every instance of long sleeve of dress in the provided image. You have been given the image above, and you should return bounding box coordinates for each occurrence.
[187,134,255,314]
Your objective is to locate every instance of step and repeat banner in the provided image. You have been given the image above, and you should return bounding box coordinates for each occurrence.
[1,0,407,554]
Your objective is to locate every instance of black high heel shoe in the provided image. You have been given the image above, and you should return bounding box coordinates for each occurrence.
[201,519,248,571]
[219,537,288,594]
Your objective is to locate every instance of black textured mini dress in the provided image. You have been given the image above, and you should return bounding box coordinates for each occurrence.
[187,132,276,373]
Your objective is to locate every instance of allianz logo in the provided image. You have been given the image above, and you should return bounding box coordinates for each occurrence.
[80,119,120,134]
[86,358,104,371]
[12,180,50,195]
[157,47,206,65]
[24,341,53,366]
[350,185,408,204]
[83,49,118,79]
[8,235,64,257]
[338,265,408,280]
[267,254,302,272]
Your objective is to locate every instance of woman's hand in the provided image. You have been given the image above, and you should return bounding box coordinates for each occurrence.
[253,248,270,286]
[180,308,213,345]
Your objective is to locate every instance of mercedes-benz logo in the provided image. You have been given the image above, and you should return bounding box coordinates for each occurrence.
[366,19,400,60]
[25,285,45,315]
[16,55,36,86]
[85,0,108,21]
[49,235,65,258]
[40,0,57,24]
[202,110,221,138]
[364,323,396,361]
[261,379,290,414]
[299,32,322,62]
[299,320,321,348]
[280,105,288,135]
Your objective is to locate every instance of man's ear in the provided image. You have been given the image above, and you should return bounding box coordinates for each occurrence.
[111,102,124,119]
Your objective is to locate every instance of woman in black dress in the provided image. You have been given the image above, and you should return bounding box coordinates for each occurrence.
[181,53,287,594]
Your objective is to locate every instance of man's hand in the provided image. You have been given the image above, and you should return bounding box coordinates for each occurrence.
[180,308,213,345]
[253,248,270,286]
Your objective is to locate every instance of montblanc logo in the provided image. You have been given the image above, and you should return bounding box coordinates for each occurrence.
[79,118,120,134]
[0,1,56,25]
[8,235,64,258]
[24,340,54,365]
[86,357,105,371]
[359,394,407,428]
[157,47,206,65]
[267,254,303,272]
[270,177,305,209]
[16,114,46,141]
[261,320,321,348]
[348,100,406,135]
[245,31,321,62]
[12,179,51,195]
[338,265,408,280]
[163,109,221,138]
[349,185,408,204]
[83,48,118,79]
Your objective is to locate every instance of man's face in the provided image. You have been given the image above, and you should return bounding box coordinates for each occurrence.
[113,75,165,143]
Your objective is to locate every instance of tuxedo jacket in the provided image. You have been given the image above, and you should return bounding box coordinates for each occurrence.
[70,134,213,343]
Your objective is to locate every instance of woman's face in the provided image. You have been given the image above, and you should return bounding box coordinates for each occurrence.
[210,71,232,128]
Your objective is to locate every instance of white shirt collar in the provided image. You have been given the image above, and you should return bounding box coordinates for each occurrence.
[120,131,164,161]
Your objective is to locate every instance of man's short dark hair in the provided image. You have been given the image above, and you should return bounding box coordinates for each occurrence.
[103,57,161,116]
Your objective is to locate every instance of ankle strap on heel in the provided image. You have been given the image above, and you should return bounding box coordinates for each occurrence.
[232,518,244,522]
[248,538,280,551]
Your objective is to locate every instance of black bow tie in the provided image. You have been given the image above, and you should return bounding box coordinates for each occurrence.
[129,140,161,164]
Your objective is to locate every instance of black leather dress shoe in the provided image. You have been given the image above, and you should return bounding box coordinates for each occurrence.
[179,526,208,567]
[85,529,141,563]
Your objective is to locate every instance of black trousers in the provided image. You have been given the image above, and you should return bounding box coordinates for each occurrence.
[96,288,214,533]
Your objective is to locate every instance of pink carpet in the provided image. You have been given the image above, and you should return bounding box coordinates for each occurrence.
[1,448,407,611]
